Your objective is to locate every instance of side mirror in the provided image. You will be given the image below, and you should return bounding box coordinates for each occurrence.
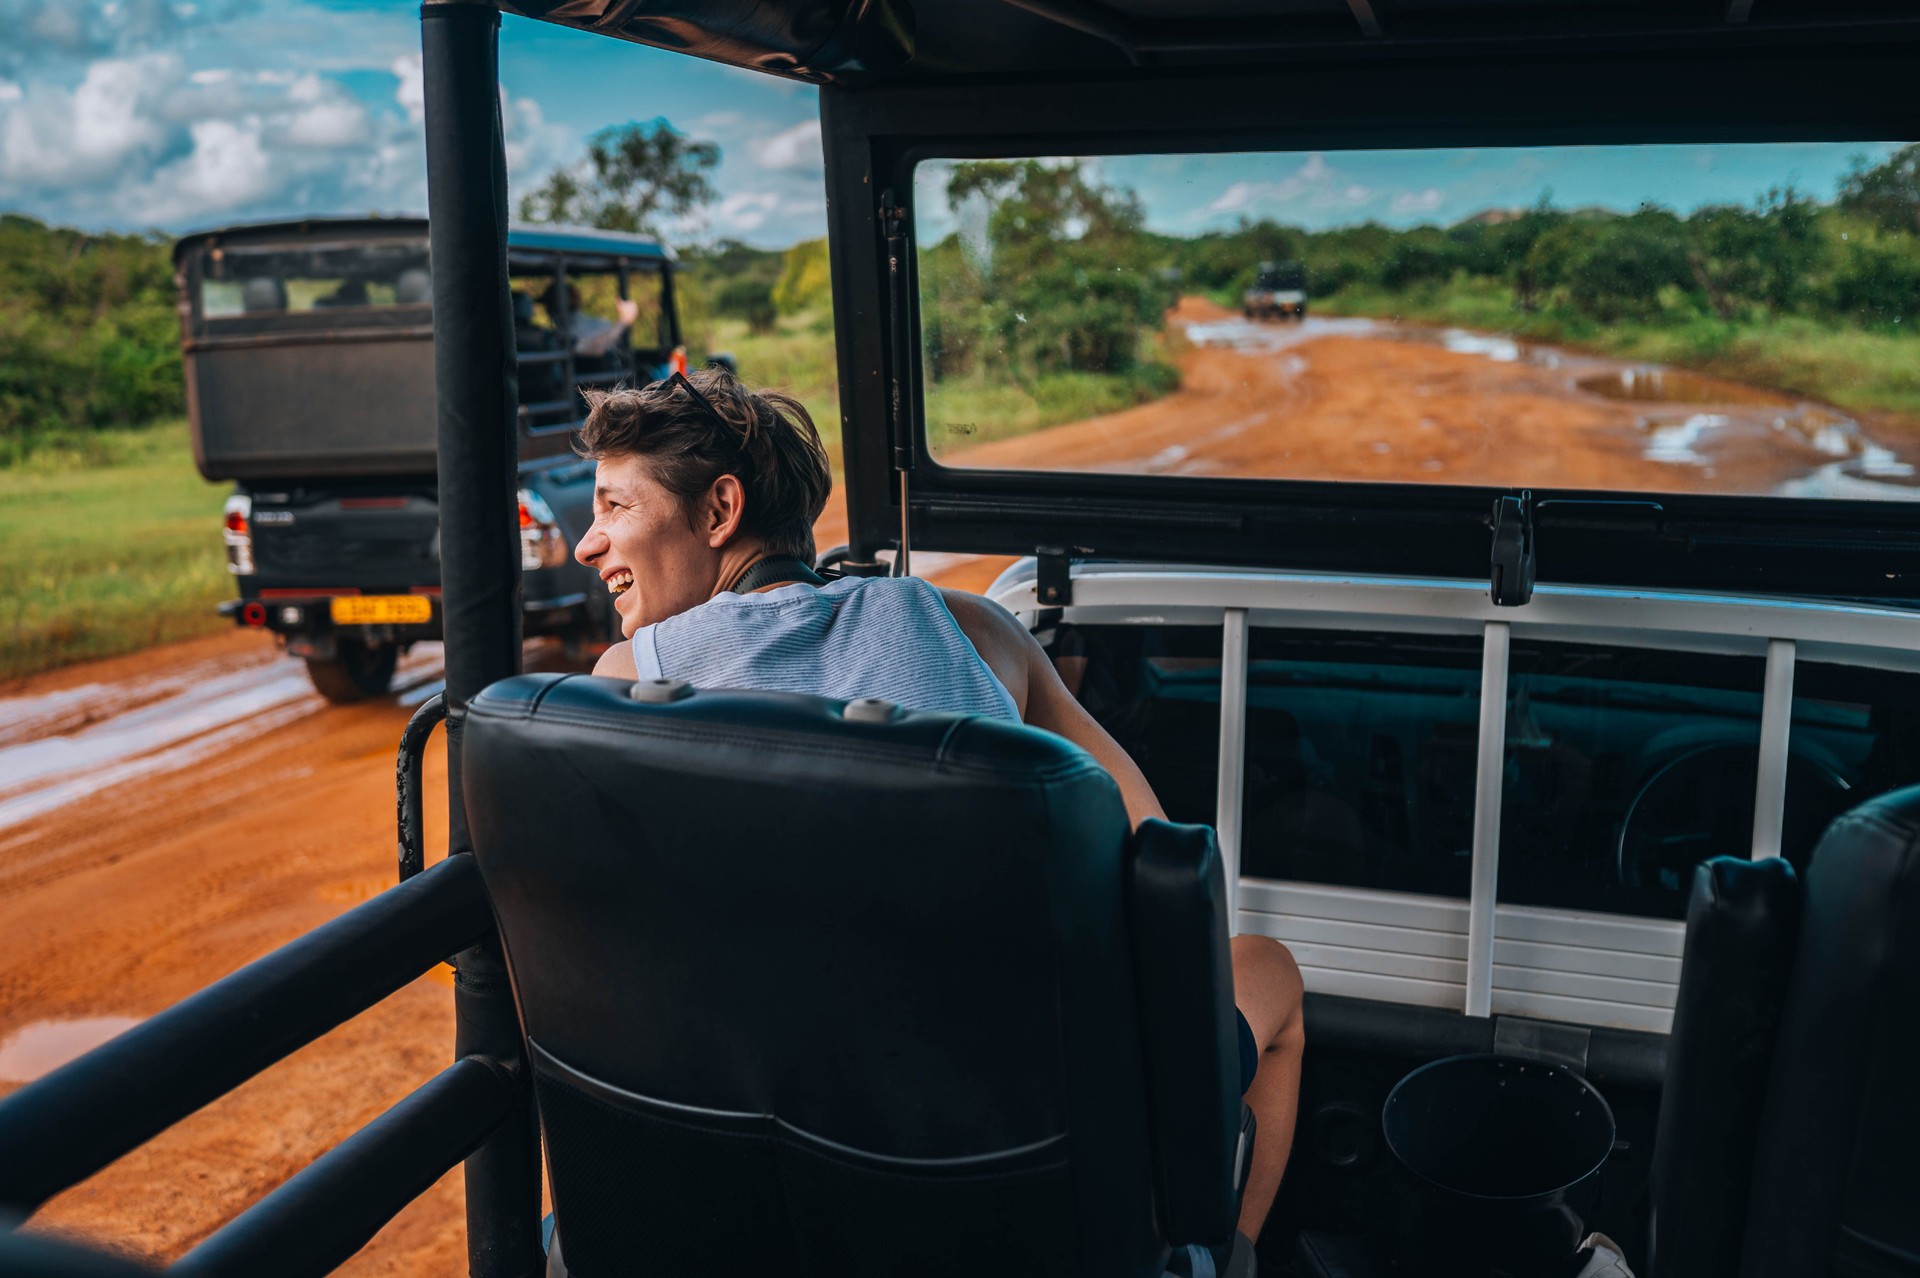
[704,352,738,375]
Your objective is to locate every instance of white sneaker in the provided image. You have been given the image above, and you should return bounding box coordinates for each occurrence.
[1572,1233,1635,1278]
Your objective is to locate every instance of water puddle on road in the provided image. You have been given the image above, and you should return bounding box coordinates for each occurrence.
[0,644,449,834]
[1578,367,1787,407]
[0,1016,143,1083]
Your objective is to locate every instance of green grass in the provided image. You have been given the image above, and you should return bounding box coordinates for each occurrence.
[708,309,843,459]
[1318,279,1920,429]
[0,420,231,682]
[924,363,1181,457]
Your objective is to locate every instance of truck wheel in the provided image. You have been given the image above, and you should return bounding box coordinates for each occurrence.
[305,639,398,703]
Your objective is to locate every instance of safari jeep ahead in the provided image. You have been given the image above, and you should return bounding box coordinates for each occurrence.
[3,4,1917,1278]
[173,218,688,701]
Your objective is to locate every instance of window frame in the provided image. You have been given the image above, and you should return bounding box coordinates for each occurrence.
[820,43,1920,602]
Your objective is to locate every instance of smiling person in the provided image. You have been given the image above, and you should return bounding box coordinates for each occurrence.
[573,368,1305,1242]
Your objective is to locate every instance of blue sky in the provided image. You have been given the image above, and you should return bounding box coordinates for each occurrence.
[0,0,1900,250]
[915,142,1905,243]
[0,0,823,245]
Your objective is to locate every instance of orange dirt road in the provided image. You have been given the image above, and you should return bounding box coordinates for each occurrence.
[4,299,1910,1271]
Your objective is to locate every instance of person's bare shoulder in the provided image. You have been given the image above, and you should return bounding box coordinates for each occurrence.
[593,640,637,679]
[936,586,1033,711]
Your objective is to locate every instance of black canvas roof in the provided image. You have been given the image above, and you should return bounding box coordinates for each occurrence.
[491,0,1920,85]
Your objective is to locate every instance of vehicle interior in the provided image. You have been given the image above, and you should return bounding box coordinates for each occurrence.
[3,2,1919,1277]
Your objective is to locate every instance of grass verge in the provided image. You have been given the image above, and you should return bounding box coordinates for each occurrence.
[0,420,231,683]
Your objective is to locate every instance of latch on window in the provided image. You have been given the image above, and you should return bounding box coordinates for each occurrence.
[1490,491,1536,607]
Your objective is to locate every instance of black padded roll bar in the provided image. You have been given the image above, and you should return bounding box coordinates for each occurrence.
[0,854,493,1213]
[420,5,543,1274]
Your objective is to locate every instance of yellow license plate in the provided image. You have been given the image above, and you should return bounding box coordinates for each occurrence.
[330,595,433,625]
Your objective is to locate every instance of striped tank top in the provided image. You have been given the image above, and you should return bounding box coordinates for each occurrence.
[629,575,1021,724]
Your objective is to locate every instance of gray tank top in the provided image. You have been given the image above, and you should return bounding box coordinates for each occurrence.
[630,575,1021,723]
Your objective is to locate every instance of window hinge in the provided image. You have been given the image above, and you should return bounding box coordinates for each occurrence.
[1490,491,1536,607]
[1037,547,1074,606]
[880,188,913,474]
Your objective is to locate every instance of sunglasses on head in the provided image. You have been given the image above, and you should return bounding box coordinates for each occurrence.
[660,370,730,434]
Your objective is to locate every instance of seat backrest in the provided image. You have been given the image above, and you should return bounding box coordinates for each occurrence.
[1739,785,1920,1278]
[1648,855,1801,1278]
[463,674,1241,1278]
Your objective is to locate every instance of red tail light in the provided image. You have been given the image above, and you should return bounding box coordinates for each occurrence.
[240,602,267,627]
[518,500,535,529]
[225,509,249,535]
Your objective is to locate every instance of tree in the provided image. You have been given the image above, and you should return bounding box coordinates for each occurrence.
[519,118,720,235]
[940,159,1168,378]
[1837,144,1920,237]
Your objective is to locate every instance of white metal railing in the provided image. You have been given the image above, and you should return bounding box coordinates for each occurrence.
[991,561,1920,1033]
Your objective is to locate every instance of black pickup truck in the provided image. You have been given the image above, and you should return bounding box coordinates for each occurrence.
[175,217,688,700]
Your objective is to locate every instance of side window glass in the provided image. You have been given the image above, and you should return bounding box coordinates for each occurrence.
[1497,643,1766,920]
[1048,623,1224,827]
[1240,629,1484,897]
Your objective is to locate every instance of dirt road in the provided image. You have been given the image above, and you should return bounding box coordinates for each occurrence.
[951,297,1920,497]
[6,300,1910,1270]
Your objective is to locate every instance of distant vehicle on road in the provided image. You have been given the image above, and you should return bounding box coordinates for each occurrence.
[173,217,691,702]
[1243,259,1307,321]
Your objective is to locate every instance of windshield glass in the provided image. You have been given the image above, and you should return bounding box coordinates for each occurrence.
[914,142,1920,502]
[199,241,432,320]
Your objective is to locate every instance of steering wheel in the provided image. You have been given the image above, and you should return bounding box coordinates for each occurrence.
[1616,744,1851,899]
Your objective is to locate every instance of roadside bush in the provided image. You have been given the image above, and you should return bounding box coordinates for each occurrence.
[1831,235,1920,328]
[0,215,183,454]
[714,276,777,334]
[772,238,832,316]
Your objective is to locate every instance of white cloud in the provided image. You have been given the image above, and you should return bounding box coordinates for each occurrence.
[392,53,423,125]
[749,119,821,171]
[1391,187,1445,216]
[1,54,179,187]
[710,189,781,233]
[1203,154,1378,220]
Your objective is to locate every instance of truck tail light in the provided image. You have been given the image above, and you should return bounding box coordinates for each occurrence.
[517,489,568,570]
[223,493,255,576]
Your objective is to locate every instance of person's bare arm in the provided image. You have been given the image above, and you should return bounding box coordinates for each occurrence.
[593,640,637,679]
[942,588,1166,828]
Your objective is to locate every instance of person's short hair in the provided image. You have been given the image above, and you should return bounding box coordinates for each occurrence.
[576,369,833,563]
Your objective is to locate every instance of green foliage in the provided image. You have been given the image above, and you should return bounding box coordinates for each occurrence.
[0,214,184,455]
[518,118,720,235]
[928,160,1174,384]
[715,276,777,334]
[1838,143,1920,237]
[772,238,832,316]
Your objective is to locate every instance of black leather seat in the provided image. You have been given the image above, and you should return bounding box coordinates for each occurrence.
[462,673,1253,1277]
[1648,854,1801,1278]
[1651,785,1920,1278]
[1740,786,1920,1278]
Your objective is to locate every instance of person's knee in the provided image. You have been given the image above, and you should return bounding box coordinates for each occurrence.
[1231,934,1305,1051]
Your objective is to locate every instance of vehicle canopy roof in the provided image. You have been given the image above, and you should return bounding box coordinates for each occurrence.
[173,216,674,268]
[489,0,1917,86]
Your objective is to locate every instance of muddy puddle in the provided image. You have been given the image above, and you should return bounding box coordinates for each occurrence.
[1181,310,1920,499]
[0,1016,142,1083]
[0,644,447,833]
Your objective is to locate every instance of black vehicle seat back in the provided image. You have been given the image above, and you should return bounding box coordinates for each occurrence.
[462,674,1246,1277]
[240,275,286,312]
[1739,785,1920,1278]
[1647,855,1801,1278]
